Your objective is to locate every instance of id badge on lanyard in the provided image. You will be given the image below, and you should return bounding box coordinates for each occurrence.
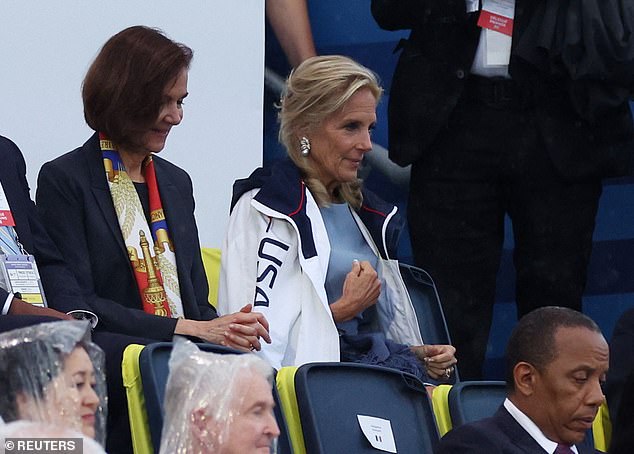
[477,0,515,66]
[0,181,48,307]
[0,255,48,307]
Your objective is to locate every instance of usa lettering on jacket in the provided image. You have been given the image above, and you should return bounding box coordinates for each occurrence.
[254,236,290,307]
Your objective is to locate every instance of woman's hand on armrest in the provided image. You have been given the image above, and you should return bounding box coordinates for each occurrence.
[330,260,381,323]
[175,304,271,352]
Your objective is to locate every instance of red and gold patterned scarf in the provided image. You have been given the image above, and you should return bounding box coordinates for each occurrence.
[100,133,184,318]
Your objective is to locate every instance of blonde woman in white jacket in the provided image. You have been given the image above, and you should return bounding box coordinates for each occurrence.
[219,55,456,381]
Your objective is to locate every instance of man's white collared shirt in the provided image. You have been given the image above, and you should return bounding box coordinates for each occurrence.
[503,398,579,454]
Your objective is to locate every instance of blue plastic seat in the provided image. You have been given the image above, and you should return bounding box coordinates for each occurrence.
[446,380,596,448]
[293,362,439,454]
[399,263,451,346]
[447,381,507,428]
[399,263,458,382]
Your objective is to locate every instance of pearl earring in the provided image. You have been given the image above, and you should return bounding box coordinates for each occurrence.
[300,137,311,157]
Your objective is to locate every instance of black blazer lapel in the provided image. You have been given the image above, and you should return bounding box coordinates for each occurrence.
[494,407,550,454]
[497,406,598,454]
[83,135,129,260]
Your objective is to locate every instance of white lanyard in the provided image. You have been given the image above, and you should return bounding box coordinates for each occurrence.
[466,0,479,13]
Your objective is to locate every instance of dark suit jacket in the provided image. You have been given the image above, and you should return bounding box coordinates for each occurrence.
[434,406,600,454]
[0,136,90,313]
[371,0,634,181]
[36,133,216,339]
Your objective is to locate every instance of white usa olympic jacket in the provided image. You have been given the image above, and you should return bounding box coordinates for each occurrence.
[218,160,423,370]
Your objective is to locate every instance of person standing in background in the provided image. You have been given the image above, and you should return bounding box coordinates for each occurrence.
[266,0,316,68]
[372,0,634,379]
[264,0,317,166]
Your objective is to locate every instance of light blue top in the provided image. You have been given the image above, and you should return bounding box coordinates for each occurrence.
[320,202,380,335]
[319,202,426,380]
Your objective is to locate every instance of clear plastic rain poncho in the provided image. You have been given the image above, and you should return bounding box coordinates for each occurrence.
[0,420,107,454]
[0,320,107,446]
[159,337,278,454]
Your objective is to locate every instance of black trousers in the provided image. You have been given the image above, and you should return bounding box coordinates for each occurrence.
[408,77,602,379]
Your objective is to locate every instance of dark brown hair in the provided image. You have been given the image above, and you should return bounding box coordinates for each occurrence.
[82,25,193,149]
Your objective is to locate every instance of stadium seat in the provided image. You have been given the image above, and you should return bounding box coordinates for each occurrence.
[447,381,507,428]
[276,366,306,454]
[431,384,453,436]
[399,263,458,382]
[201,247,221,308]
[592,402,611,452]
[432,382,505,437]
[122,344,153,454]
[289,362,439,453]
[399,263,451,346]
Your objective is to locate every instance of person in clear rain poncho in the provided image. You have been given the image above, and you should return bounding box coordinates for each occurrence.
[0,320,107,445]
[159,337,280,454]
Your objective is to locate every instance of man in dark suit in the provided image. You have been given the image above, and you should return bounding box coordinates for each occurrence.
[371,1,634,379]
[435,307,607,453]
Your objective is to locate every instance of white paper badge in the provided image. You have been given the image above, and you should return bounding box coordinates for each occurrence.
[478,0,515,65]
[357,415,397,453]
[0,254,47,307]
[484,29,512,65]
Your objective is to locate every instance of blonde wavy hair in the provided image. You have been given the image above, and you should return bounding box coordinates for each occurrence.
[278,55,382,209]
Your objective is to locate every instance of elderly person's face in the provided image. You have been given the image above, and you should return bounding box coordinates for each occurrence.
[528,326,608,445]
[220,374,280,454]
[307,87,377,195]
[45,347,100,438]
[139,68,188,155]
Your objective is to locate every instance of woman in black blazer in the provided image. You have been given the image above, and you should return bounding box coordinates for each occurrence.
[36,26,269,350]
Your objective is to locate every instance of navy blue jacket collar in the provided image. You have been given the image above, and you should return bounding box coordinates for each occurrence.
[231,159,403,259]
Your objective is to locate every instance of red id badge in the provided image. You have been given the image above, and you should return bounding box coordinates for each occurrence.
[0,182,16,227]
[477,0,514,36]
